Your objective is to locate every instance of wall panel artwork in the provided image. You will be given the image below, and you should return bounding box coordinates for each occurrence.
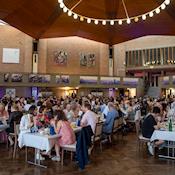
[80,53,95,67]
[53,50,68,66]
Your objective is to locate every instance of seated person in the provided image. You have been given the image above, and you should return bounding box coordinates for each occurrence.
[103,102,119,134]
[0,103,9,124]
[35,105,50,128]
[142,106,163,155]
[51,110,76,161]
[142,106,161,139]
[81,102,98,133]
[6,103,23,145]
[18,105,37,147]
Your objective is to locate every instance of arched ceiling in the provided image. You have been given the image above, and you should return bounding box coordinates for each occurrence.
[0,0,175,45]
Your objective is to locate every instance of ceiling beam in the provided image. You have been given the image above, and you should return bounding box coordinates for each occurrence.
[104,0,120,45]
[36,0,73,39]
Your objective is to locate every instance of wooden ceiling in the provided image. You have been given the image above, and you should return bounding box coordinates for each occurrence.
[0,0,175,45]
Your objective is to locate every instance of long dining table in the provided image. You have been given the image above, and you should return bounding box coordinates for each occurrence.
[19,126,82,168]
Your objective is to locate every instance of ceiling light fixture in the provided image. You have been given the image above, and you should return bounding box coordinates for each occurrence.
[58,0,171,25]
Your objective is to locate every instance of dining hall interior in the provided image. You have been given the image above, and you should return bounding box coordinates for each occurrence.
[0,0,175,175]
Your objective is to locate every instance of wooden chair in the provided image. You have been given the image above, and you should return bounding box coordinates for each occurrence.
[135,120,150,150]
[8,122,20,158]
[92,122,104,151]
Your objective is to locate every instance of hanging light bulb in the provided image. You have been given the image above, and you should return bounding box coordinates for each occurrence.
[118,20,122,25]
[63,7,68,13]
[161,3,166,9]
[94,20,99,25]
[149,11,154,17]
[110,20,114,25]
[134,17,139,22]
[60,3,64,8]
[68,11,72,16]
[155,8,160,14]
[73,14,78,19]
[142,14,146,20]
[58,0,63,3]
[87,18,91,23]
[127,18,131,24]
[165,0,170,5]
[80,16,84,21]
[102,20,106,25]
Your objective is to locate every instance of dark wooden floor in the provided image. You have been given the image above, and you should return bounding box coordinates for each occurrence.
[0,133,175,175]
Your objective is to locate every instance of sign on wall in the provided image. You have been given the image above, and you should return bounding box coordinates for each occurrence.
[2,48,20,63]
[123,78,139,86]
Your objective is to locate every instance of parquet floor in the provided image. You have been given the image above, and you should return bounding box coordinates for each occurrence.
[0,133,174,175]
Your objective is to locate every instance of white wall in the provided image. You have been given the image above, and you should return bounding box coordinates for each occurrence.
[113,35,175,76]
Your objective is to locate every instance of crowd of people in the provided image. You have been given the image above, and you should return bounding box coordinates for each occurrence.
[0,94,175,161]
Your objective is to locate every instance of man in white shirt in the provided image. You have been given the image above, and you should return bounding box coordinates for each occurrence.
[81,102,98,133]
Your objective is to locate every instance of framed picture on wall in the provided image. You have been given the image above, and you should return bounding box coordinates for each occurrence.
[56,75,61,83]
[11,74,23,82]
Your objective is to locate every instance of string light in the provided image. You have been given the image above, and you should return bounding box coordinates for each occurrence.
[58,0,171,25]
[102,20,106,25]
[142,14,146,20]
[68,10,72,16]
[110,20,114,25]
[127,18,131,24]
[155,8,160,14]
[118,20,123,25]
[94,20,99,25]
[149,11,154,17]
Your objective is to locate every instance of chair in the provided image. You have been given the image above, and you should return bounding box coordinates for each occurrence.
[92,122,104,151]
[61,142,76,166]
[135,120,150,150]
[8,122,20,158]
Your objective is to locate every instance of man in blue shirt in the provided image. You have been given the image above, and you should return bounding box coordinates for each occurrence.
[103,102,119,134]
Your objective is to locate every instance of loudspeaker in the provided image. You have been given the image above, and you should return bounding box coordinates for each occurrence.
[109,46,113,59]
[33,40,38,52]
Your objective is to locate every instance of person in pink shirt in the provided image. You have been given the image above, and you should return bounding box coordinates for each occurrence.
[81,102,98,133]
[51,110,75,161]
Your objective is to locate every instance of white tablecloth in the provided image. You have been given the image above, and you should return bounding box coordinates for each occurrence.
[19,133,59,153]
[0,124,9,132]
[150,130,175,142]
[19,127,82,152]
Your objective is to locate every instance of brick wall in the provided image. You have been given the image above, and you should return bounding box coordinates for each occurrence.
[38,37,109,76]
[0,25,33,73]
